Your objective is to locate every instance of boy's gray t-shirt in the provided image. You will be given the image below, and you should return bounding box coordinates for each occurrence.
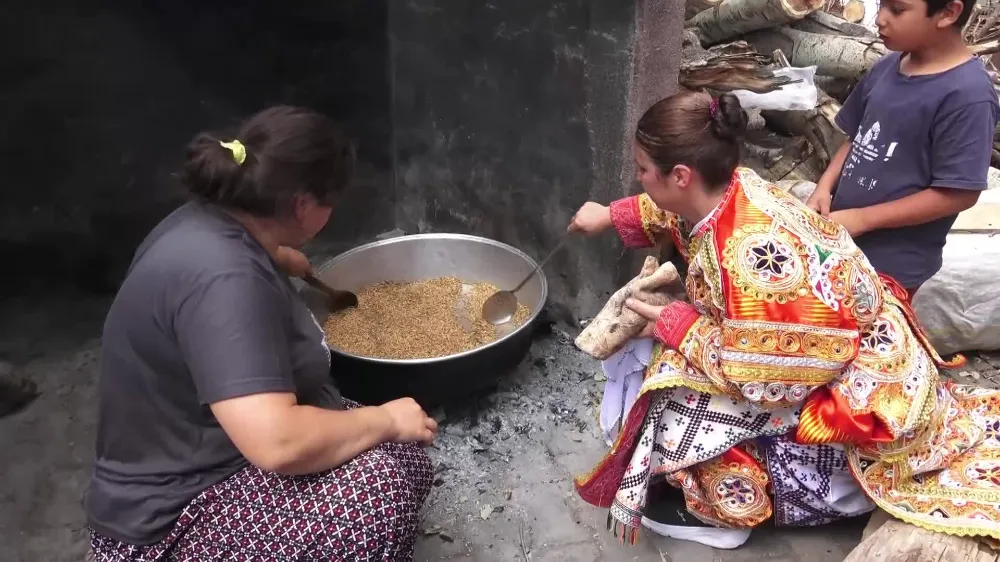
[832,52,1000,289]
[85,201,343,545]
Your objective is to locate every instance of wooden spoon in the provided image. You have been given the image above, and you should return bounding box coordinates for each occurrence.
[302,273,359,313]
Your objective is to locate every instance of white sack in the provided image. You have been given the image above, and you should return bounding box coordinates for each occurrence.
[913,187,1000,355]
[731,66,819,112]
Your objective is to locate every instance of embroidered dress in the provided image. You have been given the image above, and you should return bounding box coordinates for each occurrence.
[575,168,1000,543]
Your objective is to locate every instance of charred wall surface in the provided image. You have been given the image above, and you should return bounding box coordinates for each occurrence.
[390,0,639,319]
[1,0,684,319]
[1,1,393,296]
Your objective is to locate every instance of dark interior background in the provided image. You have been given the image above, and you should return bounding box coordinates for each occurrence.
[1,0,635,317]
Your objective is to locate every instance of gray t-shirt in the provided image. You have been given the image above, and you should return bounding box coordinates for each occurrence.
[832,52,999,289]
[85,201,343,545]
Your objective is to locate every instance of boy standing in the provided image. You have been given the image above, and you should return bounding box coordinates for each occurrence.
[808,0,1000,296]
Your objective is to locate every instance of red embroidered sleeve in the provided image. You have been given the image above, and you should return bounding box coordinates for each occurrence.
[653,302,702,350]
[609,196,654,248]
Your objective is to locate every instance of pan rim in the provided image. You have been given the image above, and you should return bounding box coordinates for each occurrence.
[313,232,549,365]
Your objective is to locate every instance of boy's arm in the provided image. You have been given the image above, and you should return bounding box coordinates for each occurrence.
[807,75,870,214]
[808,144,851,215]
[830,101,995,237]
[830,188,981,237]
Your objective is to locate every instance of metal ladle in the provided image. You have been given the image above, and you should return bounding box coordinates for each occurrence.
[482,235,569,325]
[303,273,359,313]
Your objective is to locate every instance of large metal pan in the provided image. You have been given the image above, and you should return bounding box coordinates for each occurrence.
[308,233,548,408]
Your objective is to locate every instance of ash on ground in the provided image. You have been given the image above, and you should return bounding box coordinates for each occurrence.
[427,327,602,478]
[412,318,629,560]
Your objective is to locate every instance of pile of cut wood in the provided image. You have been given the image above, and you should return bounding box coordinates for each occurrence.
[681,0,1000,182]
[968,3,1000,166]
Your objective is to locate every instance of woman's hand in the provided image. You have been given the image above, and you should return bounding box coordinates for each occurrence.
[626,298,665,339]
[212,393,437,475]
[625,298,666,322]
[379,398,438,445]
[274,246,313,278]
[568,202,613,236]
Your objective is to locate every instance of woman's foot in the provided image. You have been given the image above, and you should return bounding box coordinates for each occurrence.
[641,485,751,550]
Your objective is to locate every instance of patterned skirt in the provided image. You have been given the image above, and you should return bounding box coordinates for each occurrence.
[582,336,1000,543]
[587,338,874,536]
[90,433,432,561]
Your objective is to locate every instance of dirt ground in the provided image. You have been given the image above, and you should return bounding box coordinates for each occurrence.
[2,295,997,562]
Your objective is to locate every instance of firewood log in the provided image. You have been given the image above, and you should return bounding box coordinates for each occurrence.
[745,138,787,165]
[842,514,1000,562]
[968,1,1000,43]
[780,150,826,183]
[813,75,854,102]
[745,108,766,130]
[686,0,725,20]
[754,137,825,184]
[575,257,681,361]
[841,0,865,23]
[761,93,846,165]
[792,10,874,37]
[680,30,798,93]
[743,26,887,79]
[973,39,1000,57]
[687,0,826,45]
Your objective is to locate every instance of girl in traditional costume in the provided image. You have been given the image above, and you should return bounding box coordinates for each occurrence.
[568,89,1000,549]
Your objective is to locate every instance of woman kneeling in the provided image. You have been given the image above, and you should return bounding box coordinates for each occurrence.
[571,91,1000,549]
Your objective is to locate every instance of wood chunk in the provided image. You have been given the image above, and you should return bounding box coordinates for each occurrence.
[813,75,854,102]
[843,515,1000,562]
[743,26,887,80]
[841,0,865,23]
[687,0,826,46]
[792,10,874,37]
[685,0,725,20]
[680,30,797,94]
[972,39,1000,57]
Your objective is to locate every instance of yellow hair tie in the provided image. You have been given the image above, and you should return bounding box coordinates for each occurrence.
[219,140,247,165]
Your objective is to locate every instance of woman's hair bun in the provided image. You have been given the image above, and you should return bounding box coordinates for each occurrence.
[709,92,748,142]
[180,106,355,217]
[182,132,246,205]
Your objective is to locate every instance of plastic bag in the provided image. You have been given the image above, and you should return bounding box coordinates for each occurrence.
[731,66,819,112]
[913,188,1000,354]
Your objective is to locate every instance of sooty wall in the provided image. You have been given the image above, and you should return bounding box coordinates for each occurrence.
[1,1,393,296]
[390,0,638,320]
[2,0,641,320]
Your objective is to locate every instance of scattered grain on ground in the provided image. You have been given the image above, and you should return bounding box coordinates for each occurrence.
[323,277,531,360]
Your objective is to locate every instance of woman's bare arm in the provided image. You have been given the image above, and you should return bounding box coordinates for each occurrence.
[211,393,436,475]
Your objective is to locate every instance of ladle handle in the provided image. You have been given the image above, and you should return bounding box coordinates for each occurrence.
[303,273,348,300]
[510,235,569,294]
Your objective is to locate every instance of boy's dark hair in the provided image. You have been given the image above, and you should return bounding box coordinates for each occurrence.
[182,106,355,217]
[635,90,747,191]
[926,0,975,27]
